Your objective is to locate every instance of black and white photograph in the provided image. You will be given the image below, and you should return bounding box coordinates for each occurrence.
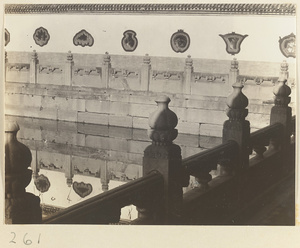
[1,0,299,247]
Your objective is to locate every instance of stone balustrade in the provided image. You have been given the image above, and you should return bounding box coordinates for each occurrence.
[5,53,295,225]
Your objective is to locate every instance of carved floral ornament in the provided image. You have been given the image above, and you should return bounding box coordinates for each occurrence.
[219,32,248,55]
[170,29,190,53]
[33,27,50,47]
[73,181,93,198]
[34,174,51,193]
[5,28,10,46]
[279,33,296,58]
[73,29,94,47]
[122,30,138,52]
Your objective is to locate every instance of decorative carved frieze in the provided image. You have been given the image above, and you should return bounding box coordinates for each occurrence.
[194,72,226,83]
[74,67,101,76]
[39,65,63,74]
[7,63,30,72]
[238,75,278,85]
[111,68,139,78]
[5,4,296,16]
[152,70,182,80]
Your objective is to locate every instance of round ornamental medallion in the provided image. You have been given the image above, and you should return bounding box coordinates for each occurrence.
[121,30,138,52]
[34,174,51,193]
[73,29,94,47]
[170,30,190,53]
[5,28,10,46]
[33,27,50,47]
[279,33,296,58]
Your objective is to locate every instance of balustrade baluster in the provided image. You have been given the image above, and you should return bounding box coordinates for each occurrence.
[194,170,212,190]
[253,143,267,159]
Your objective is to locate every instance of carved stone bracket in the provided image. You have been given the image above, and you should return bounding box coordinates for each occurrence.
[111,68,139,78]
[74,67,101,76]
[194,72,227,83]
[7,63,30,72]
[39,65,63,74]
[152,70,182,80]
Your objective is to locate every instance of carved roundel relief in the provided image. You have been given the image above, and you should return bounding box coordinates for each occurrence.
[34,174,51,193]
[33,27,50,47]
[5,28,10,46]
[121,30,138,52]
[73,181,93,198]
[170,29,190,53]
[279,33,296,58]
[73,29,94,47]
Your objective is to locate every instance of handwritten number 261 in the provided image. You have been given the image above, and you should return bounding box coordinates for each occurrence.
[10,232,41,245]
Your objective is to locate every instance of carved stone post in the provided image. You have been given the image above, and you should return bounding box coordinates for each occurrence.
[184,55,193,95]
[222,81,250,170]
[102,52,111,88]
[141,54,151,91]
[100,161,109,192]
[229,58,239,89]
[141,96,189,224]
[270,75,292,154]
[65,51,73,86]
[5,121,42,224]
[30,50,38,84]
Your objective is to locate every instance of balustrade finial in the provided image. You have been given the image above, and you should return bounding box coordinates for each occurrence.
[5,51,8,64]
[273,76,291,107]
[143,54,151,64]
[231,57,239,70]
[185,55,193,68]
[31,50,38,60]
[104,52,111,64]
[148,96,178,145]
[280,60,289,80]
[226,82,248,120]
[67,50,73,61]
